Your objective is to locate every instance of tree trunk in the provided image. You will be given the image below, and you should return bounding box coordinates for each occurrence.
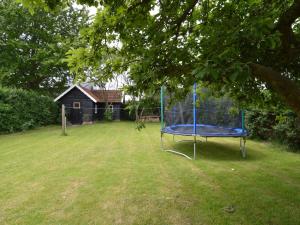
[249,63,300,117]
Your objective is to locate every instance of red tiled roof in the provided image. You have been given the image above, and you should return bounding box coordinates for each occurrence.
[81,86,122,103]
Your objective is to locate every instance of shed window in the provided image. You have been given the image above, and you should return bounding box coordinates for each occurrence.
[73,102,80,109]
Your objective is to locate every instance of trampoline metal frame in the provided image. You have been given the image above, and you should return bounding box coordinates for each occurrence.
[173,135,206,143]
[161,132,196,160]
[240,137,247,158]
[160,131,247,160]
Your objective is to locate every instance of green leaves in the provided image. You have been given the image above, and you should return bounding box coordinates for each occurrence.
[17,0,300,114]
[0,0,89,96]
[0,87,59,133]
[17,0,70,12]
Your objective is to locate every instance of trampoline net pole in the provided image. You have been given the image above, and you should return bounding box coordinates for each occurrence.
[160,86,164,130]
[193,83,197,160]
[193,83,197,135]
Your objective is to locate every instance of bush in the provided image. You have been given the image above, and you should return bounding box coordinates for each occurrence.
[0,87,59,133]
[246,109,300,150]
[245,110,276,140]
[273,113,300,149]
[104,108,113,121]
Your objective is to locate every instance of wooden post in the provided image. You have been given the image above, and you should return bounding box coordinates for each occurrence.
[65,114,67,134]
[62,104,66,135]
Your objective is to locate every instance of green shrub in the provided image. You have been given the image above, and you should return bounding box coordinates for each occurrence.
[273,113,300,149]
[104,108,113,121]
[246,109,300,150]
[245,110,276,140]
[0,87,59,133]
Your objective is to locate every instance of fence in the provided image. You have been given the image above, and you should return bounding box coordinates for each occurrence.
[60,104,161,134]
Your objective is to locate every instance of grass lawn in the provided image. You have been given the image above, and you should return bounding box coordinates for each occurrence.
[0,122,299,225]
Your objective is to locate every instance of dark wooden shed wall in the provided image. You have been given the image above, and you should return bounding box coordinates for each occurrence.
[58,87,121,123]
[58,87,94,123]
[58,87,93,108]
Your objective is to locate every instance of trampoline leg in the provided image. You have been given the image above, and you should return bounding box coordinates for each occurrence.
[161,133,193,160]
[194,136,197,160]
[205,137,207,142]
[160,132,164,150]
[173,135,175,142]
[240,137,247,158]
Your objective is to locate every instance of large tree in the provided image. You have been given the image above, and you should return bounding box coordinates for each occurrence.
[0,0,89,95]
[21,0,300,116]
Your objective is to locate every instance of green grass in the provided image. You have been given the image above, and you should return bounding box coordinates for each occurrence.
[0,122,299,225]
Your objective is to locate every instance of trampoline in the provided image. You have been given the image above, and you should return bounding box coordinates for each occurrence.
[160,84,247,160]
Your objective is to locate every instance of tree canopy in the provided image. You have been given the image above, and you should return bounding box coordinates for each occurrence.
[0,0,89,95]
[20,0,300,116]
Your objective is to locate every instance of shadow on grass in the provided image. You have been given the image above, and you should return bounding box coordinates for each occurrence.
[168,139,265,161]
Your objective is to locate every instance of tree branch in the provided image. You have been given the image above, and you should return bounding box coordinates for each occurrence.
[276,0,300,60]
[249,63,300,117]
[173,0,199,36]
[159,64,193,77]
[128,0,151,12]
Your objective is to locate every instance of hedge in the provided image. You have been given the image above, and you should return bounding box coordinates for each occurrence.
[0,87,59,133]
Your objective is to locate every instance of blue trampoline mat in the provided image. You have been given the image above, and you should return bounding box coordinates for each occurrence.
[162,124,247,137]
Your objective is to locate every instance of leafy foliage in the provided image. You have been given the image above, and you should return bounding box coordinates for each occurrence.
[22,0,300,116]
[103,107,113,121]
[0,87,59,133]
[124,88,160,130]
[246,109,300,150]
[0,0,89,96]
[18,0,300,147]
[274,114,300,149]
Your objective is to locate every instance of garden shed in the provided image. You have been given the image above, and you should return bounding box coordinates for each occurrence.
[54,84,123,124]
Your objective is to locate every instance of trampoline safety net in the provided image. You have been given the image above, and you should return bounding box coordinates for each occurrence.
[161,85,247,137]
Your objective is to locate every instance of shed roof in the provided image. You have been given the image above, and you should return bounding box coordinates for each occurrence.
[81,87,122,103]
[54,84,122,103]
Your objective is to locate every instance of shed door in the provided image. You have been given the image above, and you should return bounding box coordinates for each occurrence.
[70,102,82,124]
